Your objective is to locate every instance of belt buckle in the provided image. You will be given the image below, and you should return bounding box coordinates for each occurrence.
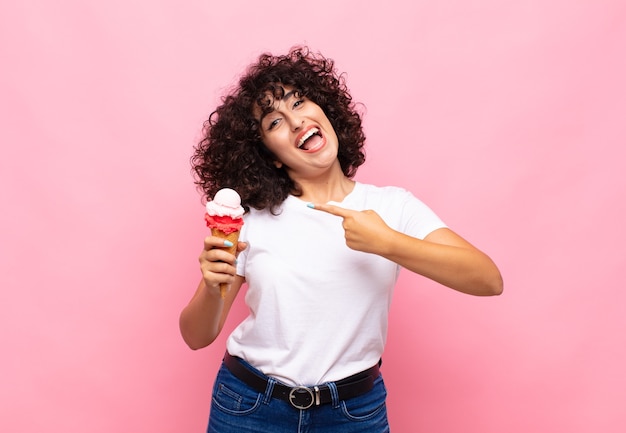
[288,386,315,410]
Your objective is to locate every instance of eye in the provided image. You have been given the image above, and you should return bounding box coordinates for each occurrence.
[267,118,280,131]
[293,99,304,109]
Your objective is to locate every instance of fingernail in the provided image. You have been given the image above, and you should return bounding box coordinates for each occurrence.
[306,203,315,209]
[224,240,234,247]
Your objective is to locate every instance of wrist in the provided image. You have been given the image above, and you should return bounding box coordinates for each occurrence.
[203,280,225,299]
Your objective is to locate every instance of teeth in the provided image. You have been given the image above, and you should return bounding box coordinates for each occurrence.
[298,128,319,148]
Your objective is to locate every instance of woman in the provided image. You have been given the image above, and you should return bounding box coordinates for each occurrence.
[180,46,503,432]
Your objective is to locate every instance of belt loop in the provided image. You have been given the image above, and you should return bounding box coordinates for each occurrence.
[327,381,340,408]
[263,377,276,405]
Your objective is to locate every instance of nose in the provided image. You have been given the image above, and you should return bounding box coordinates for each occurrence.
[287,114,303,131]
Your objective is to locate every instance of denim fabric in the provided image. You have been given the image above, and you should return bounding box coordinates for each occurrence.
[207,360,390,433]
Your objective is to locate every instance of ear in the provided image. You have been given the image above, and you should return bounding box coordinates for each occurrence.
[273,160,283,169]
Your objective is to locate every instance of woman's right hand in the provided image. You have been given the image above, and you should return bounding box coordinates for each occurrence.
[199,236,247,293]
[180,238,247,350]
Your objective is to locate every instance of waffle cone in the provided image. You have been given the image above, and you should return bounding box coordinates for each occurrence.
[211,228,240,298]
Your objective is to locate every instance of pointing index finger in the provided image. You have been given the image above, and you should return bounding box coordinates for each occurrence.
[307,202,352,218]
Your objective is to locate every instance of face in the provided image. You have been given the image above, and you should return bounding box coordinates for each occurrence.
[255,87,340,179]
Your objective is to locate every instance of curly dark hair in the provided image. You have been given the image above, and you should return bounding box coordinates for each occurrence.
[191,46,366,213]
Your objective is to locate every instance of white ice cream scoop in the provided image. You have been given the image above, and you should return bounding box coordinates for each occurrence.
[206,188,244,218]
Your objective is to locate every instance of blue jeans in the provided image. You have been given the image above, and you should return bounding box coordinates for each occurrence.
[207,359,390,432]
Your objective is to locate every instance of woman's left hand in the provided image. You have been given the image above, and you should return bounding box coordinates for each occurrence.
[310,203,393,255]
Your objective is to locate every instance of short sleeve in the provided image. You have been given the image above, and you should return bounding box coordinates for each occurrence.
[394,188,447,240]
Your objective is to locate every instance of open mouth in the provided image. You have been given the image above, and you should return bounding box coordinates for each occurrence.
[297,127,324,151]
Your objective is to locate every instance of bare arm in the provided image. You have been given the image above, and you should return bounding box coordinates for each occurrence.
[383,226,503,296]
[311,204,503,296]
[179,237,247,350]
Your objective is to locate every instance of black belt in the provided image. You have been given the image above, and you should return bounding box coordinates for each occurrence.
[223,352,380,410]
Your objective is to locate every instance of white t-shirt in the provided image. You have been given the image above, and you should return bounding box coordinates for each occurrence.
[227,182,446,386]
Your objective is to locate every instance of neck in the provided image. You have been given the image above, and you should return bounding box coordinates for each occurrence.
[292,172,355,204]
[285,158,356,203]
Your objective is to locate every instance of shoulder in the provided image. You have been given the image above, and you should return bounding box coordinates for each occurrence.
[354,182,416,205]
[354,182,446,236]
[242,198,300,225]
[243,206,276,222]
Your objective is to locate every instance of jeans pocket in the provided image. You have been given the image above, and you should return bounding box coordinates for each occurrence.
[211,365,262,415]
[340,375,388,421]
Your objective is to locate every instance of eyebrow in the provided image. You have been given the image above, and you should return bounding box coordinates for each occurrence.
[282,90,297,101]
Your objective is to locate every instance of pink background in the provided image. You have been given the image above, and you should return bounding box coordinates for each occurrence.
[2,1,625,431]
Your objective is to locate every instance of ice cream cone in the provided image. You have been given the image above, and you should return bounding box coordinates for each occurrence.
[211,227,240,298]
[205,188,245,299]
